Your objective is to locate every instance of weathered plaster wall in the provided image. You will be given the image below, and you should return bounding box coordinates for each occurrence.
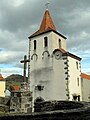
[68,56,82,100]
[81,78,90,102]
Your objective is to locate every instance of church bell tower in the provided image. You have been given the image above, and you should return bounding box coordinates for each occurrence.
[28,9,68,106]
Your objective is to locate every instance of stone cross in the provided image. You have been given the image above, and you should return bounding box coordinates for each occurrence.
[20,55,30,81]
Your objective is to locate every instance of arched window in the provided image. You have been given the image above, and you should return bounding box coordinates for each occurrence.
[59,39,61,48]
[44,37,48,47]
[42,50,50,59]
[31,53,38,61]
[34,40,36,50]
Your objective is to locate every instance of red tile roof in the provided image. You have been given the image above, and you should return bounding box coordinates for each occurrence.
[81,73,90,80]
[29,10,56,38]
[12,85,21,92]
[53,48,67,54]
[0,74,4,81]
[39,10,56,32]
[53,49,81,61]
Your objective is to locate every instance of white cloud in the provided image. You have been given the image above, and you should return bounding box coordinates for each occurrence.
[1,67,22,78]
[0,50,23,64]
[0,0,90,76]
[7,0,25,7]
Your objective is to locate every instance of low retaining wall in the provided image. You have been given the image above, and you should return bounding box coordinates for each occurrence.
[34,100,84,112]
[0,97,10,112]
[0,101,90,120]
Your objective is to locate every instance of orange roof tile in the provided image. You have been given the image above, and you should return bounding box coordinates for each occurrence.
[12,85,20,92]
[53,49,81,61]
[81,73,90,80]
[53,48,67,54]
[0,74,4,81]
[39,10,56,32]
[29,10,56,38]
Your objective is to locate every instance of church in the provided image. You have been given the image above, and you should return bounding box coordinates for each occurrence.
[0,8,90,114]
[28,8,82,109]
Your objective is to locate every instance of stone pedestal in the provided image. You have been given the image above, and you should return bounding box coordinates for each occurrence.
[10,82,32,113]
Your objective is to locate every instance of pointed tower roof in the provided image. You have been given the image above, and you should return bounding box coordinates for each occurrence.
[29,9,57,38]
[39,9,56,32]
[29,9,66,39]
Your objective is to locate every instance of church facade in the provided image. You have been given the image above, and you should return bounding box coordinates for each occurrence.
[28,9,82,109]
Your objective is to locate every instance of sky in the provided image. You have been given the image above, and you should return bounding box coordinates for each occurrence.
[0,0,90,77]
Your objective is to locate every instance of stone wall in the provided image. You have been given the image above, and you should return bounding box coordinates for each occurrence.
[0,97,10,112]
[10,92,32,113]
[0,107,90,120]
[0,101,90,120]
[34,100,83,112]
[0,97,10,105]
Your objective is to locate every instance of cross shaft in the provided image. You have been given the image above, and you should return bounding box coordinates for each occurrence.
[20,55,30,81]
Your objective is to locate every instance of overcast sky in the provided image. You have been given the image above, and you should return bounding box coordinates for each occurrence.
[0,0,90,77]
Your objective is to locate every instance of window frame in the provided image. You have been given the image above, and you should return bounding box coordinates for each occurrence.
[34,40,36,50]
[44,37,48,48]
[59,39,61,48]
[76,61,78,70]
